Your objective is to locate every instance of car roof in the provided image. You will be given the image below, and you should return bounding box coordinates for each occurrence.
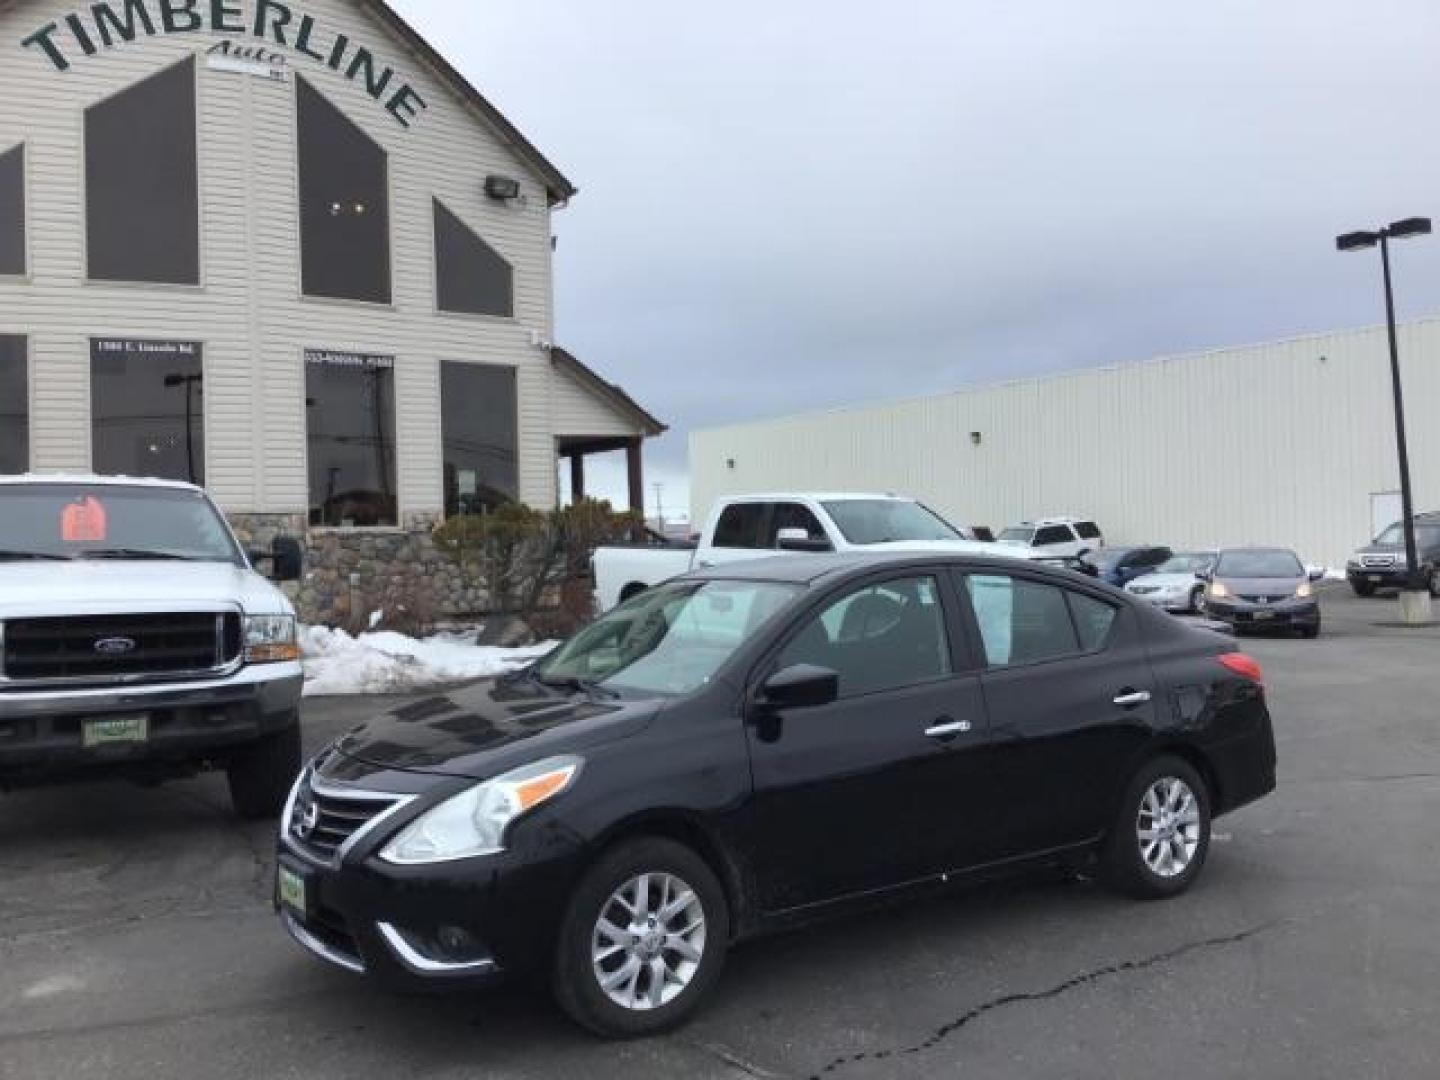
[0,473,204,492]
[716,492,910,504]
[682,550,1093,587]
[1215,546,1300,556]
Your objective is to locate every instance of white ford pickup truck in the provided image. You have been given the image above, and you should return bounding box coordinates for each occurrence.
[593,492,1033,611]
[0,475,306,818]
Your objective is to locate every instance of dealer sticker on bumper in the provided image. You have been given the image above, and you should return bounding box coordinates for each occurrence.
[277,864,308,917]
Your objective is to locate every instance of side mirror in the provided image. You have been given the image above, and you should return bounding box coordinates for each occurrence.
[775,527,832,553]
[1197,568,1214,582]
[1308,567,1325,583]
[254,536,304,582]
[759,664,839,709]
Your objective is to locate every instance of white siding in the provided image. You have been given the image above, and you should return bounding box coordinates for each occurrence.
[0,0,567,513]
[691,319,1440,568]
[552,365,640,439]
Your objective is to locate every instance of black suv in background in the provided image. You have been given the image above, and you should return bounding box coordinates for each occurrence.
[1346,514,1440,597]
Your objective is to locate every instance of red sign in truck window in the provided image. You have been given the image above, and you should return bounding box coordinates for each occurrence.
[61,496,108,543]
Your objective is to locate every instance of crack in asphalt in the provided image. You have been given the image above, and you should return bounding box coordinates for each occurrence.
[685,1038,790,1079]
[808,920,1283,1079]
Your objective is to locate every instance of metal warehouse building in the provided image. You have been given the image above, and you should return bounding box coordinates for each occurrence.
[691,319,1440,568]
[0,0,663,621]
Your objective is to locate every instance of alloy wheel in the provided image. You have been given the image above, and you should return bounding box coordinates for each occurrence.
[1136,777,1202,878]
[591,872,707,1011]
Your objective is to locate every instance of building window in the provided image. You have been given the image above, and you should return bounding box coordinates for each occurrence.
[0,146,24,276]
[297,77,391,304]
[434,200,513,317]
[90,339,205,484]
[85,58,199,285]
[306,350,397,527]
[441,361,518,516]
[0,336,26,472]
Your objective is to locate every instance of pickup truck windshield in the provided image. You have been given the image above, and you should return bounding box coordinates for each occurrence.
[821,500,964,545]
[535,579,798,696]
[0,484,242,563]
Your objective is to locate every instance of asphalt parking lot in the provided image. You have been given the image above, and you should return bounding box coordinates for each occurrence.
[2,585,1438,1080]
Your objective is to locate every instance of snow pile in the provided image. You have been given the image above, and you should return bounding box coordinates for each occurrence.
[300,626,556,697]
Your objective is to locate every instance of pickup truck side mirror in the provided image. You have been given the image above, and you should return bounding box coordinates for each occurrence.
[775,527,832,553]
[250,537,304,583]
[759,664,839,710]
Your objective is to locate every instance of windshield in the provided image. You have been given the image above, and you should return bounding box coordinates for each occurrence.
[1156,552,1216,575]
[820,500,964,545]
[1216,550,1304,578]
[1375,524,1440,548]
[0,484,242,563]
[998,527,1036,546]
[534,579,799,696]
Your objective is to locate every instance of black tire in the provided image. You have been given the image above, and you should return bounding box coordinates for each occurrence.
[553,837,729,1038]
[226,719,302,820]
[1100,755,1212,901]
[1190,587,1205,615]
[1428,569,1440,600]
[1299,621,1321,639]
[1351,581,1375,598]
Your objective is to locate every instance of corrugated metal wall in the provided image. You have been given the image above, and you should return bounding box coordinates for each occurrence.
[0,0,562,514]
[691,319,1440,567]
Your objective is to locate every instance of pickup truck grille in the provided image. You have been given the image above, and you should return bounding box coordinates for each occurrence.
[287,774,404,865]
[0,612,241,684]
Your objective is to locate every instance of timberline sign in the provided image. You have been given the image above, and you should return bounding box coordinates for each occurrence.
[20,1,428,128]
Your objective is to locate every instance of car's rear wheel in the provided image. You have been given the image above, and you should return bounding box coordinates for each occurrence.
[226,719,301,820]
[553,837,728,1038]
[1351,580,1376,598]
[1101,756,1211,900]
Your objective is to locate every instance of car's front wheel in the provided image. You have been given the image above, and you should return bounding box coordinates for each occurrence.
[1101,756,1212,900]
[553,837,729,1038]
[1351,580,1376,598]
[1190,587,1205,614]
[226,719,302,820]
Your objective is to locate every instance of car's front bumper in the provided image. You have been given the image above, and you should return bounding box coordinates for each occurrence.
[1204,598,1320,629]
[275,784,586,990]
[0,663,303,779]
[1347,567,1409,588]
[1128,589,1195,612]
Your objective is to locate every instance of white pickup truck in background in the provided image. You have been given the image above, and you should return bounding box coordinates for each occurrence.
[593,492,1034,611]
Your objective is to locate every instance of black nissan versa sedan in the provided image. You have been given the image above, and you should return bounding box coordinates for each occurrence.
[276,553,1276,1037]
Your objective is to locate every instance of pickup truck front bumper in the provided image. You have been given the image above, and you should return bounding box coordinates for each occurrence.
[0,662,303,782]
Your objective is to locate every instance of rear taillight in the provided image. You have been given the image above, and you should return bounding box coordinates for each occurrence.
[1217,651,1263,685]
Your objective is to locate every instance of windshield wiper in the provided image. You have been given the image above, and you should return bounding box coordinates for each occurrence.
[0,550,74,561]
[537,675,620,699]
[78,548,205,562]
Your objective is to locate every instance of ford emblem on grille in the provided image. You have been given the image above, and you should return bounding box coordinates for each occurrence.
[94,636,137,655]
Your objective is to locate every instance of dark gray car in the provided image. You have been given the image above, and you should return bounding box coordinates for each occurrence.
[1345,515,1440,598]
[1201,548,1323,638]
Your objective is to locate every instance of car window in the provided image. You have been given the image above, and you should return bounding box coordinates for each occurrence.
[712,503,769,549]
[964,575,1083,667]
[1075,521,1102,540]
[774,576,951,698]
[1068,592,1118,651]
[768,502,830,548]
[1140,548,1170,567]
[1033,525,1072,547]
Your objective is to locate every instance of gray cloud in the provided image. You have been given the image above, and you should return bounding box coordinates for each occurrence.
[395,0,1440,515]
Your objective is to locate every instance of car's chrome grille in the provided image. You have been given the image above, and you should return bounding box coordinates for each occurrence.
[1238,594,1282,605]
[0,612,241,685]
[1130,586,1160,595]
[1361,555,1396,568]
[287,772,403,865]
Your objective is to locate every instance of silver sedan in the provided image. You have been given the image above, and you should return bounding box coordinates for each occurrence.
[1124,552,1218,614]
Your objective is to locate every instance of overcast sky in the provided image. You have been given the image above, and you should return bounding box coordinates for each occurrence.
[394,0,1440,518]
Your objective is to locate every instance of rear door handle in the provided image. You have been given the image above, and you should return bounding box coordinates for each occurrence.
[1113,690,1152,708]
[925,719,973,739]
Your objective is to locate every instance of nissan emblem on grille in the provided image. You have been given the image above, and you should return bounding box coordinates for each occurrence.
[294,799,319,841]
[94,636,137,655]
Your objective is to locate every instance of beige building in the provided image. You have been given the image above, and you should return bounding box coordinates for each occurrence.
[691,319,1440,568]
[0,0,662,618]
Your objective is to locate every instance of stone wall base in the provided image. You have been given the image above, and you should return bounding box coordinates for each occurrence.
[227,514,490,627]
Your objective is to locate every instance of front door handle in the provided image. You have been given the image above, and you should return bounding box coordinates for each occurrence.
[925,719,973,739]
[1113,690,1152,708]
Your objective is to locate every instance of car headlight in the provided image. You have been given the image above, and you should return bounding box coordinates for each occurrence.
[1295,581,1314,599]
[1208,580,1230,599]
[379,756,582,865]
[245,614,299,663]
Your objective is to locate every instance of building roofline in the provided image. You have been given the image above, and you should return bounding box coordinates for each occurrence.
[551,347,667,438]
[0,0,578,205]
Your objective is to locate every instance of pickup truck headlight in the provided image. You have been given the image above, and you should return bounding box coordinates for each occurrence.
[245,615,299,663]
[380,756,582,865]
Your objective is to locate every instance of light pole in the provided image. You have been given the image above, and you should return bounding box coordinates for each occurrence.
[1336,216,1433,623]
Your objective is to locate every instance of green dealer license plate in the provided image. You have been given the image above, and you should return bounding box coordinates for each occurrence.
[82,714,150,748]
[277,864,308,917]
